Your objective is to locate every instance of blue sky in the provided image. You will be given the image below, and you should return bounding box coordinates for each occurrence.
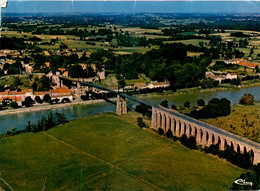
[2,1,260,14]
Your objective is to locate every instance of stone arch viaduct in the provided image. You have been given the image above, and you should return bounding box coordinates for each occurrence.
[56,75,260,164]
[152,106,260,164]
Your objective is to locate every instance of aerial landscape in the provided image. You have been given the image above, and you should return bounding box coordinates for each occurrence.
[0,1,260,190]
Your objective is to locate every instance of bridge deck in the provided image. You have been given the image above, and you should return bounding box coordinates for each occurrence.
[157,106,260,149]
[60,77,260,150]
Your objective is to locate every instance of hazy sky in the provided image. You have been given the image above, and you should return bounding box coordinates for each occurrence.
[1,1,260,14]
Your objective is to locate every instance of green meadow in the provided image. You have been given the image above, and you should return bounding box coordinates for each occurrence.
[0,112,244,190]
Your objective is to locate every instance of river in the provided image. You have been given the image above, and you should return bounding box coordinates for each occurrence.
[0,86,259,134]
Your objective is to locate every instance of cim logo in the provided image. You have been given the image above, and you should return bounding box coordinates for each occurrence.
[234,179,253,186]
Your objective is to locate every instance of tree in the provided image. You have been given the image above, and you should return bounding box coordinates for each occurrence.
[166,129,173,138]
[55,112,68,124]
[10,101,18,109]
[184,101,190,108]
[13,77,21,89]
[135,104,151,117]
[239,94,255,105]
[35,96,43,104]
[200,78,217,89]
[197,99,205,106]
[160,100,168,108]
[158,128,164,135]
[171,104,177,110]
[23,96,34,107]
[180,134,188,145]
[137,117,145,128]
[250,48,254,56]
[191,98,231,119]
[59,43,68,49]
[43,94,51,103]
[68,64,83,78]
[47,113,56,129]
[186,136,197,149]
[26,121,32,132]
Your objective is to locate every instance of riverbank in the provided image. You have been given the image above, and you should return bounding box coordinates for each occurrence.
[135,80,260,99]
[1,81,259,116]
[0,99,108,116]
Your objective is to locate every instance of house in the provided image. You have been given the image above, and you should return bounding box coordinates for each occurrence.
[206,74,225,83]
[44,51,51,56]
[147,81,170,89]
[0,89,33,105]
[45,62,50,68]
[24,63,34,73]
[0,87,73,106]
[226,73,238,80]
[134,83,147,89]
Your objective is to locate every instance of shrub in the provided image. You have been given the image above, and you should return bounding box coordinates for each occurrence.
[186,136,197,149]
[197,99,205,106]
[191,97,231,119]
[137,117,145,128]
[206,144,220,155]
[23,96,34,107]
[35,96,43,104]
[43,94,51,103]
[171,104,177,110]
[160,100,168,108]
[135,104,152,117]
[184,101,190,108]
[158,128,164,135]
[26,121,32,132]
[55,112,68,124]
[10,101,18,109]
[62,98,71,103]
[166,129,173,138]
[180,134,188,145]
[239,94,255,105]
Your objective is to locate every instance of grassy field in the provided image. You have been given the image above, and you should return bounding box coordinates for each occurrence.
[125,74,151,86]
[0,75,32,90]
[202,104,260,143]
[93,73,118,88]
[0,112,245,190]
[165,39,210,46]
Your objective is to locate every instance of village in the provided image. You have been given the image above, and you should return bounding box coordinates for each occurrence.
[0,47,260,110]
[0,48,172,109]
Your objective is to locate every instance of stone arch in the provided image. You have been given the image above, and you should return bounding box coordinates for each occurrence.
[174,119,177,135]
[206,131,209,144]
[224,139,228,150]
[250,149,254,163]
[163,114,167,131]
[200,129,203,143]
[178,121,181,136]
[243,146,247,154]
[189,125,192,136]
[237,144,241,153]
[212,134,215,145]
[194,127,197,137]
[218,136,221,149]
[230,141,234,151]
[169,116,172,130]
[159,113,162,128]
[184,123,187,134]
[155,112,158,128]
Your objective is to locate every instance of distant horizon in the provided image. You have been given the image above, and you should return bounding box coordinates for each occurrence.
[2,1,260,14]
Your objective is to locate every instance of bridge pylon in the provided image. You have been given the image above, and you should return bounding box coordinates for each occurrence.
[116,95,127,115]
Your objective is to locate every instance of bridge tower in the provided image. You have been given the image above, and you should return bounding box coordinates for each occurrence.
[76,82,81,101]
[116,95,127,115]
